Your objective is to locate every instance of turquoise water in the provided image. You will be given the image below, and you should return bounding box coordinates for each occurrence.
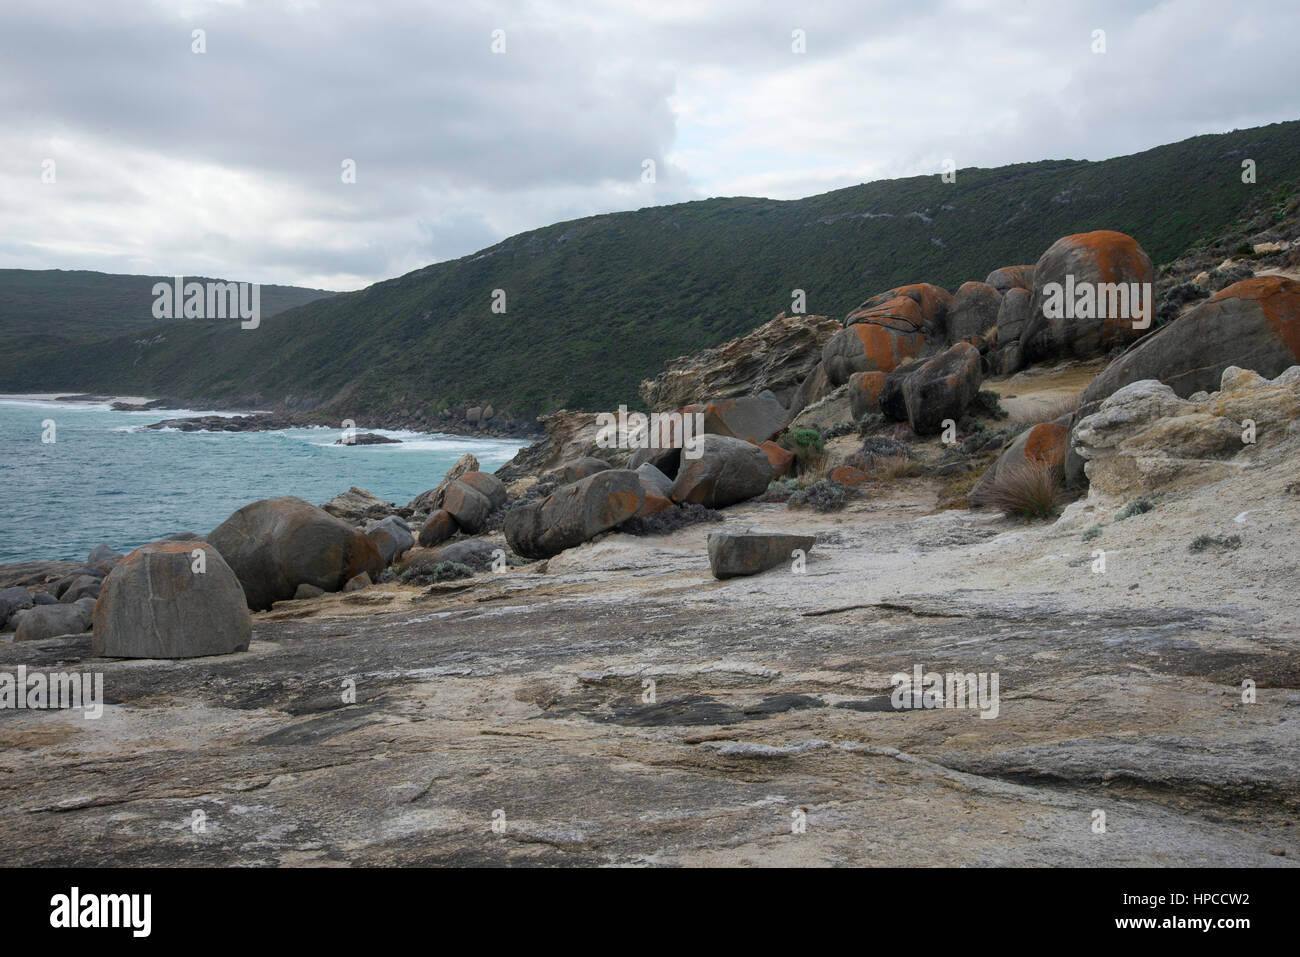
[0,397,528,564]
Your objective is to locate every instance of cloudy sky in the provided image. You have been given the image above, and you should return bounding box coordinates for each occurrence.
[2,0,1298,290]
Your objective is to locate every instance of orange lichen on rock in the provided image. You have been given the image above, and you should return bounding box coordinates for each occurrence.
[1023,422,1068,468]
[851,320,925,372]
[830,465,870,486]
[1212,275,1300,359]
[759,440,796,476]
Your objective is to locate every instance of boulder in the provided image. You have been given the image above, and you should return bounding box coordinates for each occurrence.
[441,480,493,535]
[58,575,102,603]
[636,493,675,517]
[294,583,325,600]
[701,391,789,444]
[846,284,951,334]
[1023,230,1155,363]
[322,486,395,525]
[989,287,1033,375]
[759,441,796,478]
[366,515,415,566]
[406,453,480,513]
[457,471,507,510]
[848,371,888,420]
[32,592,58,606]
[418,509,459,548]
[947,281,1002,345]
[824,310,926,385]
[92,541,251,658]
[344,572,372,592]
[970,419,1070,506]
[208,495,385,611]
[1078,276,1300,412]
[86,544,124,574]
[543,457,611,485]
[984,265,1035,294]
[670,435,774,508]
[901,342,983,435]
[706,532,816,580]
[15,603,92,642]
[0,586,34,624]
[505,469,645,559]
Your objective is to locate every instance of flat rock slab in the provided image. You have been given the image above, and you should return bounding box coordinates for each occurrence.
[707,532,815,579]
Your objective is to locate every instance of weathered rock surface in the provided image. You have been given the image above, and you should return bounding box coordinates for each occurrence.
[707,532,816,579]
[58,575,102,603]
[848,371,887,420]
[495,413,627,486]
[92,542,251,658]
[822,315,926,385]
[788,384,853,434]
[208,496,385,611]
[457,471,507,510]
[86,544,124,574]
[639,313,841,412]
[504,469,645,559]
[670,435,774,508]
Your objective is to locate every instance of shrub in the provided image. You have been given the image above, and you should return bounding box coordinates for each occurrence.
[971,390,1008,420]
[401,561,474,586]
[1189,533,1242,552]
[846,436,913,472]
[787,479,847,512]
[1081,525,1102,542]
[979,461,1064,519]
[781,429,825,470]
[1115,498,1154,521]
[619,503,724,536]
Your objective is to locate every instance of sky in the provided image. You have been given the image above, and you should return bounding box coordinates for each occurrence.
[2,0,1298,291]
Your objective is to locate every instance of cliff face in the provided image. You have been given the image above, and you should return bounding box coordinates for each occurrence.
[639,313,842,412]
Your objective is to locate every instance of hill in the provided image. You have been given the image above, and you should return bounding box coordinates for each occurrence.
[4,121,1300,423]
[0,269,335,354]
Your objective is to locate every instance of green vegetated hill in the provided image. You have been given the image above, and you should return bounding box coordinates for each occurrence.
[0,269,336,354]
[4,120,1299,419]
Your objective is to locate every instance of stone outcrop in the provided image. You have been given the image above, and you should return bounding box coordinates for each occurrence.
[1072,366,1300,501]
[322,486,397,525]
[208,496,385,611]
[365,516,415,566]
[407,454,479,514]
[495,412,629,485]
[639,313,842,412]
[848,371,887,420]
[92,542,251,658]
[984,265,1035,294]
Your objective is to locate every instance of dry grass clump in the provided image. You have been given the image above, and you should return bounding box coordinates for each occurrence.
[978,461,1064,519]
[936,469,981,510]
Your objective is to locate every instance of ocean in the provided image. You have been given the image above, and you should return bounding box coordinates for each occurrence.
[0,396,529,564]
